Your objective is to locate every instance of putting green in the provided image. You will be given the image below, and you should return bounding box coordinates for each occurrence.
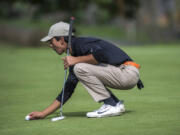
[0,43,179,135]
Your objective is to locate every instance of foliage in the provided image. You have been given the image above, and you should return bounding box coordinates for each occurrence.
[0,0,139,23]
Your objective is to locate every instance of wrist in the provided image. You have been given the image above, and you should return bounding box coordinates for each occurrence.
[41,111,48,118]
[75,57,81,64]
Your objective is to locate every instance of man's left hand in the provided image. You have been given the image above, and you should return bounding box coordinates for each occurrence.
[61,56,78,69]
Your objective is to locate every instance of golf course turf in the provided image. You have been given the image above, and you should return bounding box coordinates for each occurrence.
[0,43,179,135]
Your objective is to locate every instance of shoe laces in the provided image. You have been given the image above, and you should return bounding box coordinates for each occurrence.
[94,104,111,112]
[93,104,105,112]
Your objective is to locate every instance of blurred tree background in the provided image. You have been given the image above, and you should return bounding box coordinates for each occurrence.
[0,0,180,46]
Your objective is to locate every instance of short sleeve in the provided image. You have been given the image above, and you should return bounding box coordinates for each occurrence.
[81,43,108,63]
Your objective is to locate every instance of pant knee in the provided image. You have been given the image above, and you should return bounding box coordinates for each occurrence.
[73,63,90,77]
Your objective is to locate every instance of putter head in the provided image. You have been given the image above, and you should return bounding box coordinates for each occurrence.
[51,116,65,122]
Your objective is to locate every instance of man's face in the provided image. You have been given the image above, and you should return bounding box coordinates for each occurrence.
[49,37,67,55]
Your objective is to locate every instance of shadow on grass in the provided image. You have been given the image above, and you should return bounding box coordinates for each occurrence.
[46,110,133,120]
[45,111,86,120]
[64,112,87,117]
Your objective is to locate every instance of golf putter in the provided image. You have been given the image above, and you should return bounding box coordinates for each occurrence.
[51,17,75,122]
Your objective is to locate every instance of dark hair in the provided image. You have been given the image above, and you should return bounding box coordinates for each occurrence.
[54,36,68,42]
[54,36,75,43]
[54,36,61,41]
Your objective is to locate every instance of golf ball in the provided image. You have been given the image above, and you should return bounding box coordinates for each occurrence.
[25,115,30,121]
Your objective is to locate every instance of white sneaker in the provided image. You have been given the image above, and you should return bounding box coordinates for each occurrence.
[86,104,122,118]
[116,101,125,113]
[93,104,106,112]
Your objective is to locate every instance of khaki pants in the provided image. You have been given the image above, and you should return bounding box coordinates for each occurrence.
[73,63,139,102]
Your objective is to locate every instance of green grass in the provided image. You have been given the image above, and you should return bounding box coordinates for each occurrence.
[0,19,52,30]
[0,19,127,40]
[0,43,180,135]
[76,25,126,40]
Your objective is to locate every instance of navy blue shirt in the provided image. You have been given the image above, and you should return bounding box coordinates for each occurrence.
[56,37,133,103]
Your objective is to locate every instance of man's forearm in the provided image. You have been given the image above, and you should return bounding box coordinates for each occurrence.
[75,54,98,65]
[76,54,98,65]
[42,100,60,117]
[62,54,98,69]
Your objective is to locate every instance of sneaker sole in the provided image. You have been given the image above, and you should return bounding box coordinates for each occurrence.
[87,111,124,118]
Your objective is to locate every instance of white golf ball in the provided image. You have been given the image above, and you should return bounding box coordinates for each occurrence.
[25,115,30,121]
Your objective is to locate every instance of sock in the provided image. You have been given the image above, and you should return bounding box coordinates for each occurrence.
[106,88,120,103]
[110,93,120,103]
[103,97,117,106]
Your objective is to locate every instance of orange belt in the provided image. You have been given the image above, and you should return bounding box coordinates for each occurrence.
[123,61,141,69]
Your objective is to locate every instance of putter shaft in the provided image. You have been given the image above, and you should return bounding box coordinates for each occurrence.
[59,17,75,118]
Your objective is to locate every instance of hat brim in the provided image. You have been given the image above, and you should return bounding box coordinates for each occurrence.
[40,36,53,42]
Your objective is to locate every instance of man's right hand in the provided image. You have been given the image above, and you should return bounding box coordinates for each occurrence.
[28,111,45,120]
[26,100,61,120]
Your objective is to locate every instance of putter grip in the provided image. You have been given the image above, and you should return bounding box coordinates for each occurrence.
[67,17,75,50]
